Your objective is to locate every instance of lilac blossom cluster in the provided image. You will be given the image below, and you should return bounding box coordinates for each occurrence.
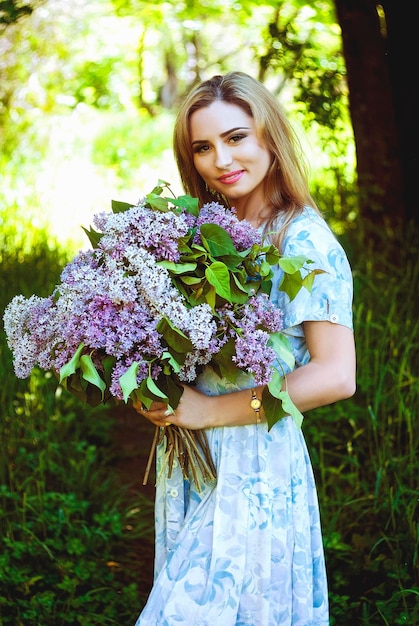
[3,197,283,403]
[195,202,262,250]
[93,203,190,262]
[214,293,283,386]
[4,242,215,400]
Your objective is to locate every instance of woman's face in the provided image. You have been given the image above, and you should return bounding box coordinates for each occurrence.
[189,100,271,212]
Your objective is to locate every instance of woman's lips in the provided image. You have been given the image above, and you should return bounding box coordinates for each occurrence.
[217,170,244,184]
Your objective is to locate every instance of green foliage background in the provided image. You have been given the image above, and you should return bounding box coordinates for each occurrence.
[0,0,418,624]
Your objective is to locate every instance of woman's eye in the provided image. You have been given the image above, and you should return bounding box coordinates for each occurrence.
[194,144,209,154]
[229,134,246,143]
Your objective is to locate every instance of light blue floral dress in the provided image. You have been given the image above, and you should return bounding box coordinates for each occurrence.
[135,207,353,626]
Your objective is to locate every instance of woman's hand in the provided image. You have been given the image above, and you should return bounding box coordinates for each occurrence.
[132,383,268,429]
[132,386,216,430]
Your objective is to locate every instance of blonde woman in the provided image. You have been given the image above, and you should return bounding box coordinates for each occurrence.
[134,71,356,625]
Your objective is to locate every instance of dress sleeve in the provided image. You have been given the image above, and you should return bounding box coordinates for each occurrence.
[269,208,354,333]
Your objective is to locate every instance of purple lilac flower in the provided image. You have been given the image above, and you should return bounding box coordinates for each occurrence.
[215,294,284,385]
[233,329,276,386]
[3,194,285,403]
[195,202,262,251]
[60,249,101,284]
[81,296,162,360]
[240,293,283,334]
[94,204,190,262]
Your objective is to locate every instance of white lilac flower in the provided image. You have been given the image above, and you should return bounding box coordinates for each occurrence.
[3,295,47,377]
[187,305,217,350]
[123,245,215,349]
[96,204,190,262]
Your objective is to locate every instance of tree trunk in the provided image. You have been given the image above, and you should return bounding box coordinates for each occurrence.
[334,0,407,233]
[380,0,418,225]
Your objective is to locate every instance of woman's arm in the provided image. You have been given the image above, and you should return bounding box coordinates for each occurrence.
[284,320,356,412]
[133,320,356,430]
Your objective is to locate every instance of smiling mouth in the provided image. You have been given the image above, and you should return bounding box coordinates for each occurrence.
[217,170,244,184]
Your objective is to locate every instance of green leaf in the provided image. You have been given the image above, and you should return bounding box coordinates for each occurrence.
[171,194,199,216]
[262,386,288,430]
[220,253,246,269]
[211,338,241,380]
[278,256,323,300]
[302,268,326,292]
[277,390,304,429]
[279,272,307,301]
[189,242,207,254]
[79,354,106,398]
[161,350,182,374]
[200,223,237,257]
[231,265,249,285]
[119,362,139,403]
[59,343,85,383]
[102,355,116,385]
[268,332,295,370]
[111,199,135,213]
[156,374,184,410]
[258,260,272,277]
[203,283,216,310]
[156,317,194,353]
[264,370,304,430]
[263,245,281,265]
[153,179,171,194]
[136,373,180,411]
[81,226,103,249]
[60,372,88,404]
[262,383,304,430]
[230,273,252,303]
[278,255,309,274]
[146,375,169,401]
[205,261,231,300]
[144,193,170,212]
[179,275,203,285]
[260,279,273,295]
[157,260,197,274]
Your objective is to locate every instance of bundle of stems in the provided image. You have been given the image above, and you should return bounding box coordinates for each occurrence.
[142,425,217,492]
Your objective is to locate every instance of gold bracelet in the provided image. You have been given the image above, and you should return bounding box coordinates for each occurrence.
[250,389,262,423]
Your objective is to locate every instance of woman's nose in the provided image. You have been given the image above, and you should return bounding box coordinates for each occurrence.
[214,145,233,169]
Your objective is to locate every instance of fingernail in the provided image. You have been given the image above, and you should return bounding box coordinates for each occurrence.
[164,408,174,416]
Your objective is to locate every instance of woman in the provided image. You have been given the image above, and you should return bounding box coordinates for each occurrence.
[133,71,356,625]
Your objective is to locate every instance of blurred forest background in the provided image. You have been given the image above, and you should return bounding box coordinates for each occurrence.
[0,0,418,625]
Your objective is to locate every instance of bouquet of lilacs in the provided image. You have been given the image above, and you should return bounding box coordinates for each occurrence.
[4,181,315,487]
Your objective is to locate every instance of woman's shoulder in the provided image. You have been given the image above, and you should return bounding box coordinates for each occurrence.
[271,206,339,254]
[284,206,331,234]
[268,207,354,332]
[269,205,329,231]
[271,206,352,281]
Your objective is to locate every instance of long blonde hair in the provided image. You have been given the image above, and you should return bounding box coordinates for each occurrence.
[173,71,319,249]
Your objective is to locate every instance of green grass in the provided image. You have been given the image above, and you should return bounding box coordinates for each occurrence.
[304,224,419,624]
[1,200,418,624]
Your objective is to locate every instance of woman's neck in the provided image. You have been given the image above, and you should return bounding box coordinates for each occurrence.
[233,200,273,227]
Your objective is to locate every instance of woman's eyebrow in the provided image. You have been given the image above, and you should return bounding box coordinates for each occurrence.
[191,126,251,146]
[220,126,251,137]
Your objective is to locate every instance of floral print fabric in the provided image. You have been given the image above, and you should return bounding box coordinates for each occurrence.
[135,208,353,625]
